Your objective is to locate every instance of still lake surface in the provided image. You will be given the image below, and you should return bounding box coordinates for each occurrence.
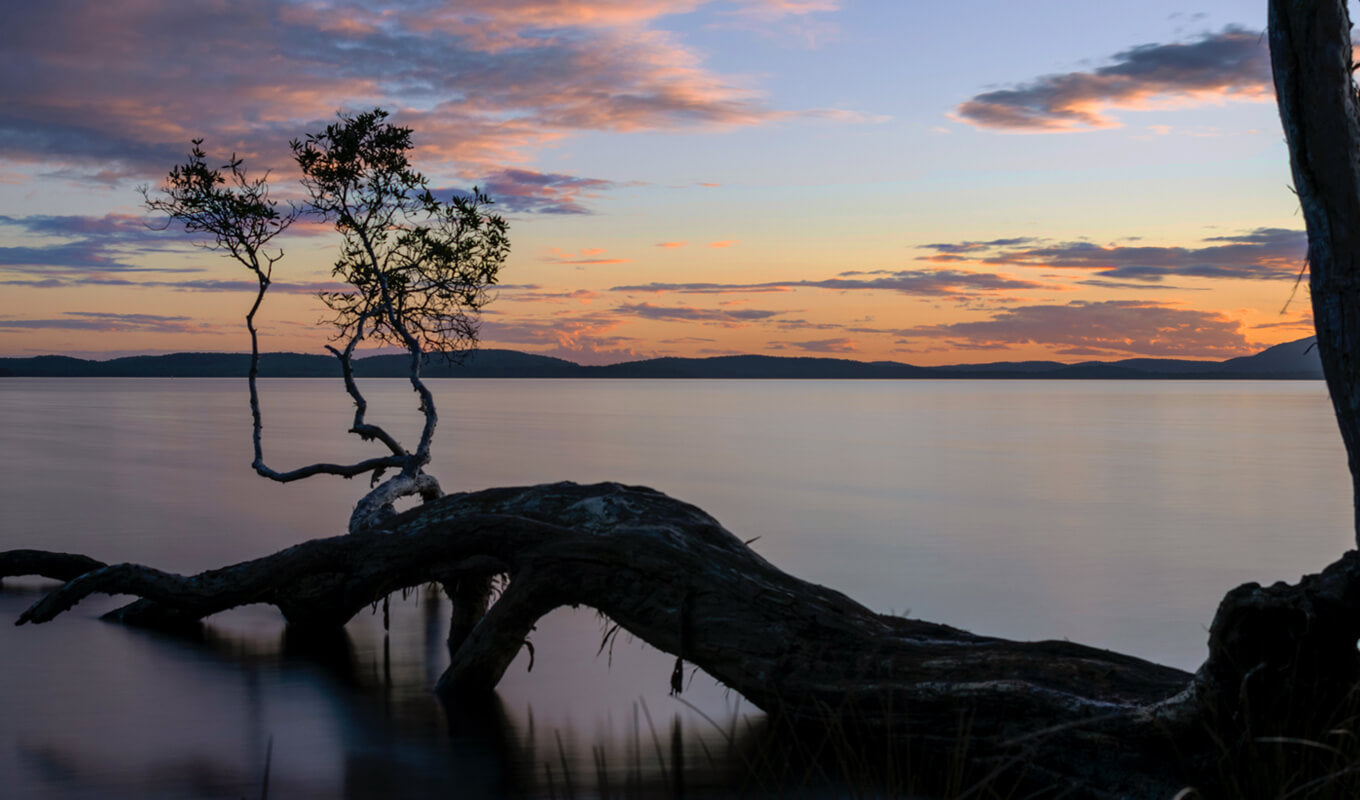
[0,377,1352,798]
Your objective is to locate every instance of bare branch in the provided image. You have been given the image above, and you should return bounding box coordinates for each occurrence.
[253,455,410,484]
[295,110,509,481]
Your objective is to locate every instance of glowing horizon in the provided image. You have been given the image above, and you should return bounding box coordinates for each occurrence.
[0,1,1313,366]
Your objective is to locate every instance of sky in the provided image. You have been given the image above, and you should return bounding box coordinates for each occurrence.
[0,0,1325,365]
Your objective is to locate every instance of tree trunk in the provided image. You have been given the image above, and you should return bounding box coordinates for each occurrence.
[1270,0,1360,543]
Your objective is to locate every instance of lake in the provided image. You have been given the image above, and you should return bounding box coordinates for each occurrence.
[0,378,1352,798]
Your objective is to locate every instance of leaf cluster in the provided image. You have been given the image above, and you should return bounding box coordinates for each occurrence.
[140,139,295,283]
[292,109,508,356]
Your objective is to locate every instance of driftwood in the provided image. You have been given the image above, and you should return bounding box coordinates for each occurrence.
[8,480,1360,796]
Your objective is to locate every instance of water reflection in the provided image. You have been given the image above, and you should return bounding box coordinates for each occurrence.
[4,585,805,799]
[3,378,1356,797]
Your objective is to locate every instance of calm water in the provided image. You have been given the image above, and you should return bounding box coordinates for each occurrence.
[0,378,1352,798]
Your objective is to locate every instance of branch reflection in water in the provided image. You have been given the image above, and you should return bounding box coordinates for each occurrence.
[5,582,828,798]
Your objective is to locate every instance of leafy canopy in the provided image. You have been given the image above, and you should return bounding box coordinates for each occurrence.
[292,108,508,357]
[142,139,295,284]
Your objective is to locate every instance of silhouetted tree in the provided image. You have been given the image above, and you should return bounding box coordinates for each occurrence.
[144,109,508,534]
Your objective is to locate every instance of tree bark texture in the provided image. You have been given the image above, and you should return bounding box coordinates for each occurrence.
[1270,0,1360,543]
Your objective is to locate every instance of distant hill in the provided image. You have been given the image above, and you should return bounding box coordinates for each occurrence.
[1217,337,1323,378]
[0,337,1324,380]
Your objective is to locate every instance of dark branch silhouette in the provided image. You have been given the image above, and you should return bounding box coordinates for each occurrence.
[143,109,508,533]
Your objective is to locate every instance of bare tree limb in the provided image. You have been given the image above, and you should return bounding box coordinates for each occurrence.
[0,550,106,582]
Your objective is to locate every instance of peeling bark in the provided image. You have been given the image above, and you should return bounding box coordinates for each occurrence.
[348,471,442,534]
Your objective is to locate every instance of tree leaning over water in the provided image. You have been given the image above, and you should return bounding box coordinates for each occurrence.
[13,3,1360,796]
[144,108,509,535]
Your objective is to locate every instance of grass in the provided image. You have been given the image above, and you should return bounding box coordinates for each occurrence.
[505,696,1033,800]
[505,694,1360,799]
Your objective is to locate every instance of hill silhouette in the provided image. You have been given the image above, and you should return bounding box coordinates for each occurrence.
[0,337,1323,380]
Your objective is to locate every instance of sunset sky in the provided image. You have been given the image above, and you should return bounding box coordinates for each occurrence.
[0,0,1317,365]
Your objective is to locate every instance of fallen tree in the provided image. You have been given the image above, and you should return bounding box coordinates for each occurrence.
[8,1,1360,796]
[9,479,1360,796]
[2,481,1194,795]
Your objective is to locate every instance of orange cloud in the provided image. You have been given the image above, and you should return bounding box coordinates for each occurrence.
[655,241,687,248]
[707,240,739,248]
[543,247,630,265]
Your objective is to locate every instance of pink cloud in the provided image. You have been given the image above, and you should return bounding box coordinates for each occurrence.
[898,299,1254,358]
[0,0,791,185]
[614,301,783,326]
[955,27,1269,132]
[475,168,620,214]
